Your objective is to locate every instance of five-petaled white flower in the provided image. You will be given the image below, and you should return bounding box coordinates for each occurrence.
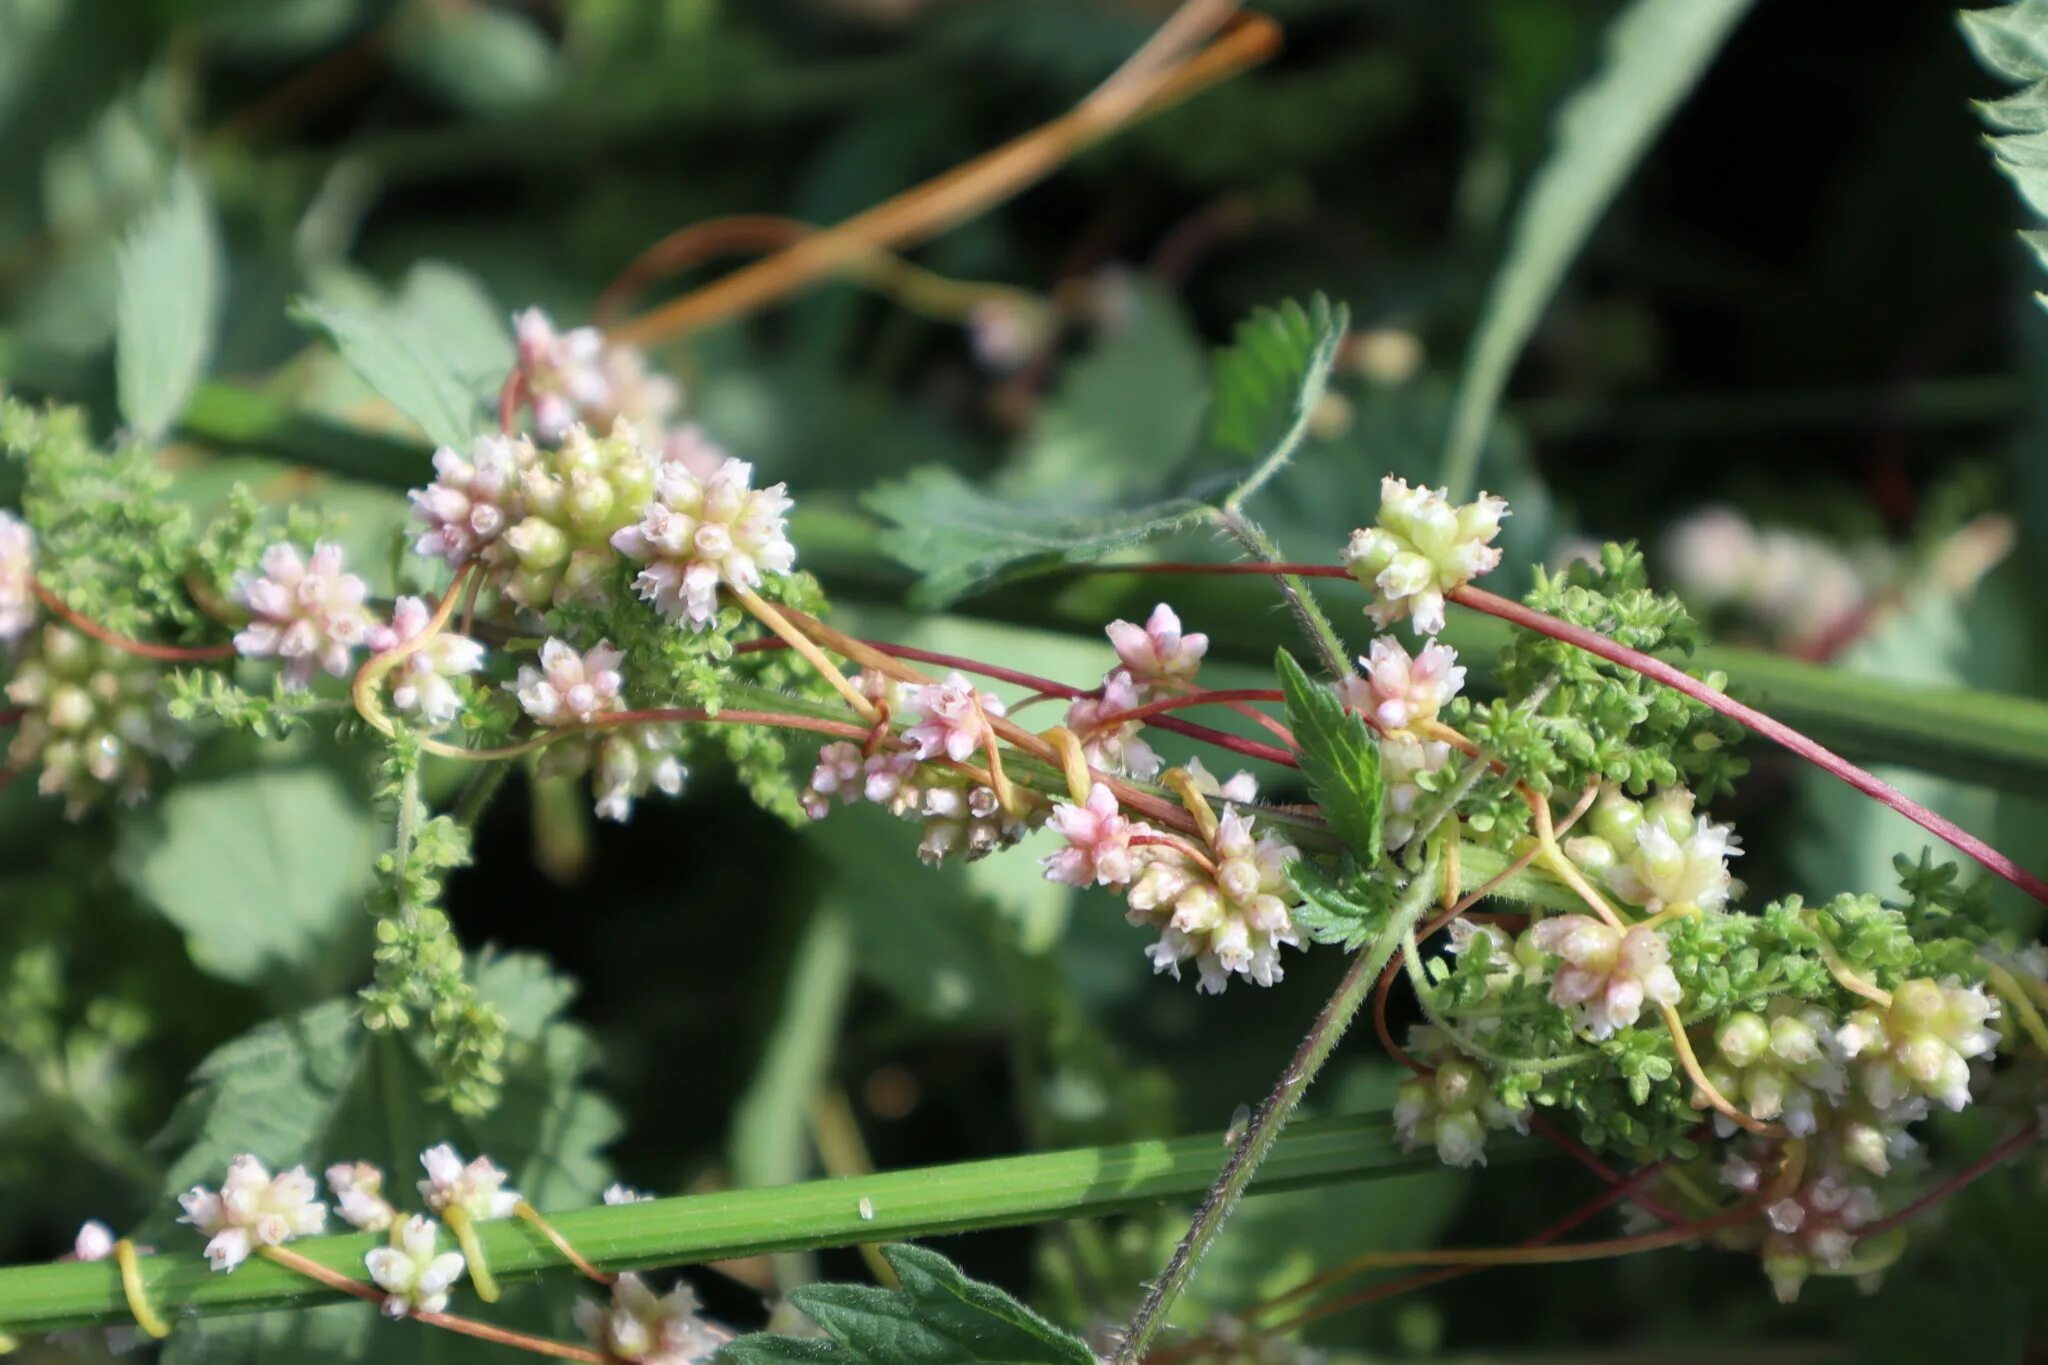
[417,1144,521,1222]
[368,597,485,727]
[902,672,1005,764]
[365,1215,468,1318]
[0,510,35,643]
[1106,603,1207,688]
[514,639,625,726]
[232,542,378,688]
[1343,477,1508,635]
[178,1154,328,1273]
[612,458,795,629]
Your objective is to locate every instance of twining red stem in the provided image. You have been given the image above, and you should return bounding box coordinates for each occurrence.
[498,371,525,435]
[1078,559,2048,906]
[1861,1122,2042,1237]
[731,636,1301,768]
[1450,584,2048,906]
[1083,688,1286,730]
[30,582,237,663]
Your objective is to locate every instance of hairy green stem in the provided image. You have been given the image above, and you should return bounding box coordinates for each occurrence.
[1110,867,1439,1363]
[1216,510,1351,683]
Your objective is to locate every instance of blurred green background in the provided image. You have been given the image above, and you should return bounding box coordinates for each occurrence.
[1,0,2044,1360]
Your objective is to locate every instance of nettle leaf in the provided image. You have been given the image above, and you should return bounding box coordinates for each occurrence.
[116,762,379,987]
[721,1243,1094,1365]
[999,283,1206,503]
[1208,294,1348,501]
[865,465,1211,609]
[1287,857,1390,952]
[1965,1,2048,292]
[115,163,223,443]
[1439,0,1754,494]
[1275,648,1384,865]
[293,261,513,449]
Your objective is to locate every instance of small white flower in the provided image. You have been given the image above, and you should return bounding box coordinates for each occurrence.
[326,1161,398,1232]
[232,542,378,688]
[0,511,36,642]
[1183,756,1259,804]
[1043,782,1148,888]
[604,1183,655,1205]
[1703,1004,1845,1137]
[1572,786,1742,914]
[1064,670,1160,779]
[1530,916,1682,1039]
[575,1273,724,1364]
[591,727,687,822]
[368,597,485,727]
[71,1221,115,1262]
[1105,604,1207,688]
[365,1215,467,1319]
[1391,1030,1528,1168]
[913,780,1027,865]
[1343,477,1507,635]
[411,435,531,566]
[417,1144,520,1222]
[612,458,796,628]
[1343,636,1464,732]
[902,672,1005,764]
[1379,732,1453,851]
[514,639,625,726]
[178,1154,328,1273]
[515,308,611,441]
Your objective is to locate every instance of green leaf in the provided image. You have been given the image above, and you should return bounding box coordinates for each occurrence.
[1965,0,2048,294]
[1274,648,1384,865]
[1438,0,1754,497]
[1286,858,1389,952]
[293,261,513,449]
[999,284,1205,503]
[864,465,1211,609]
[114,163,223,443]
[722,1244,1095,1365]
[395,3,558,114]
[115,763,379,986]
[1210,294,1349,509]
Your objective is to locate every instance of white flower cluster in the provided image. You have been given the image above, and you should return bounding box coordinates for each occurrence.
[513,638,686,822]
[1392,1028,1530,1167]
[365,1216,467,1319]
[515,308,682,442]
[1836,977,2000,1114]
[1123,803,1302,994]
[1530,914,1682,1040]
[369,597,485,728]
[233,542,377,689]
[613,458,796,629]
[1702,1002,1845,1137]
[0,510,35,643]
[575,1273,724,1364]
[1343,477,1508,635]
[418,1142,522,1222]
[1663,505,1877,653]
[178,1154,329,1272]
[1565,785,1742,915]
[1062,604,1208,780]
[1722,1147,1883,1304]
[802,739,1030,865]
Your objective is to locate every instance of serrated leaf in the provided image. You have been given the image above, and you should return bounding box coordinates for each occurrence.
[722,1244,1094,1365]
[1275,648,1385,865]
[293,261,512,449]
[115,163,223,443]
[1439,0,1754,496]
[1210,294,1348,506]
[865,464,1211,609]
[116,763,379,986]
[1286,857,1389,952]
[1000,284,1205,502]
[1966,1,2048,291]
